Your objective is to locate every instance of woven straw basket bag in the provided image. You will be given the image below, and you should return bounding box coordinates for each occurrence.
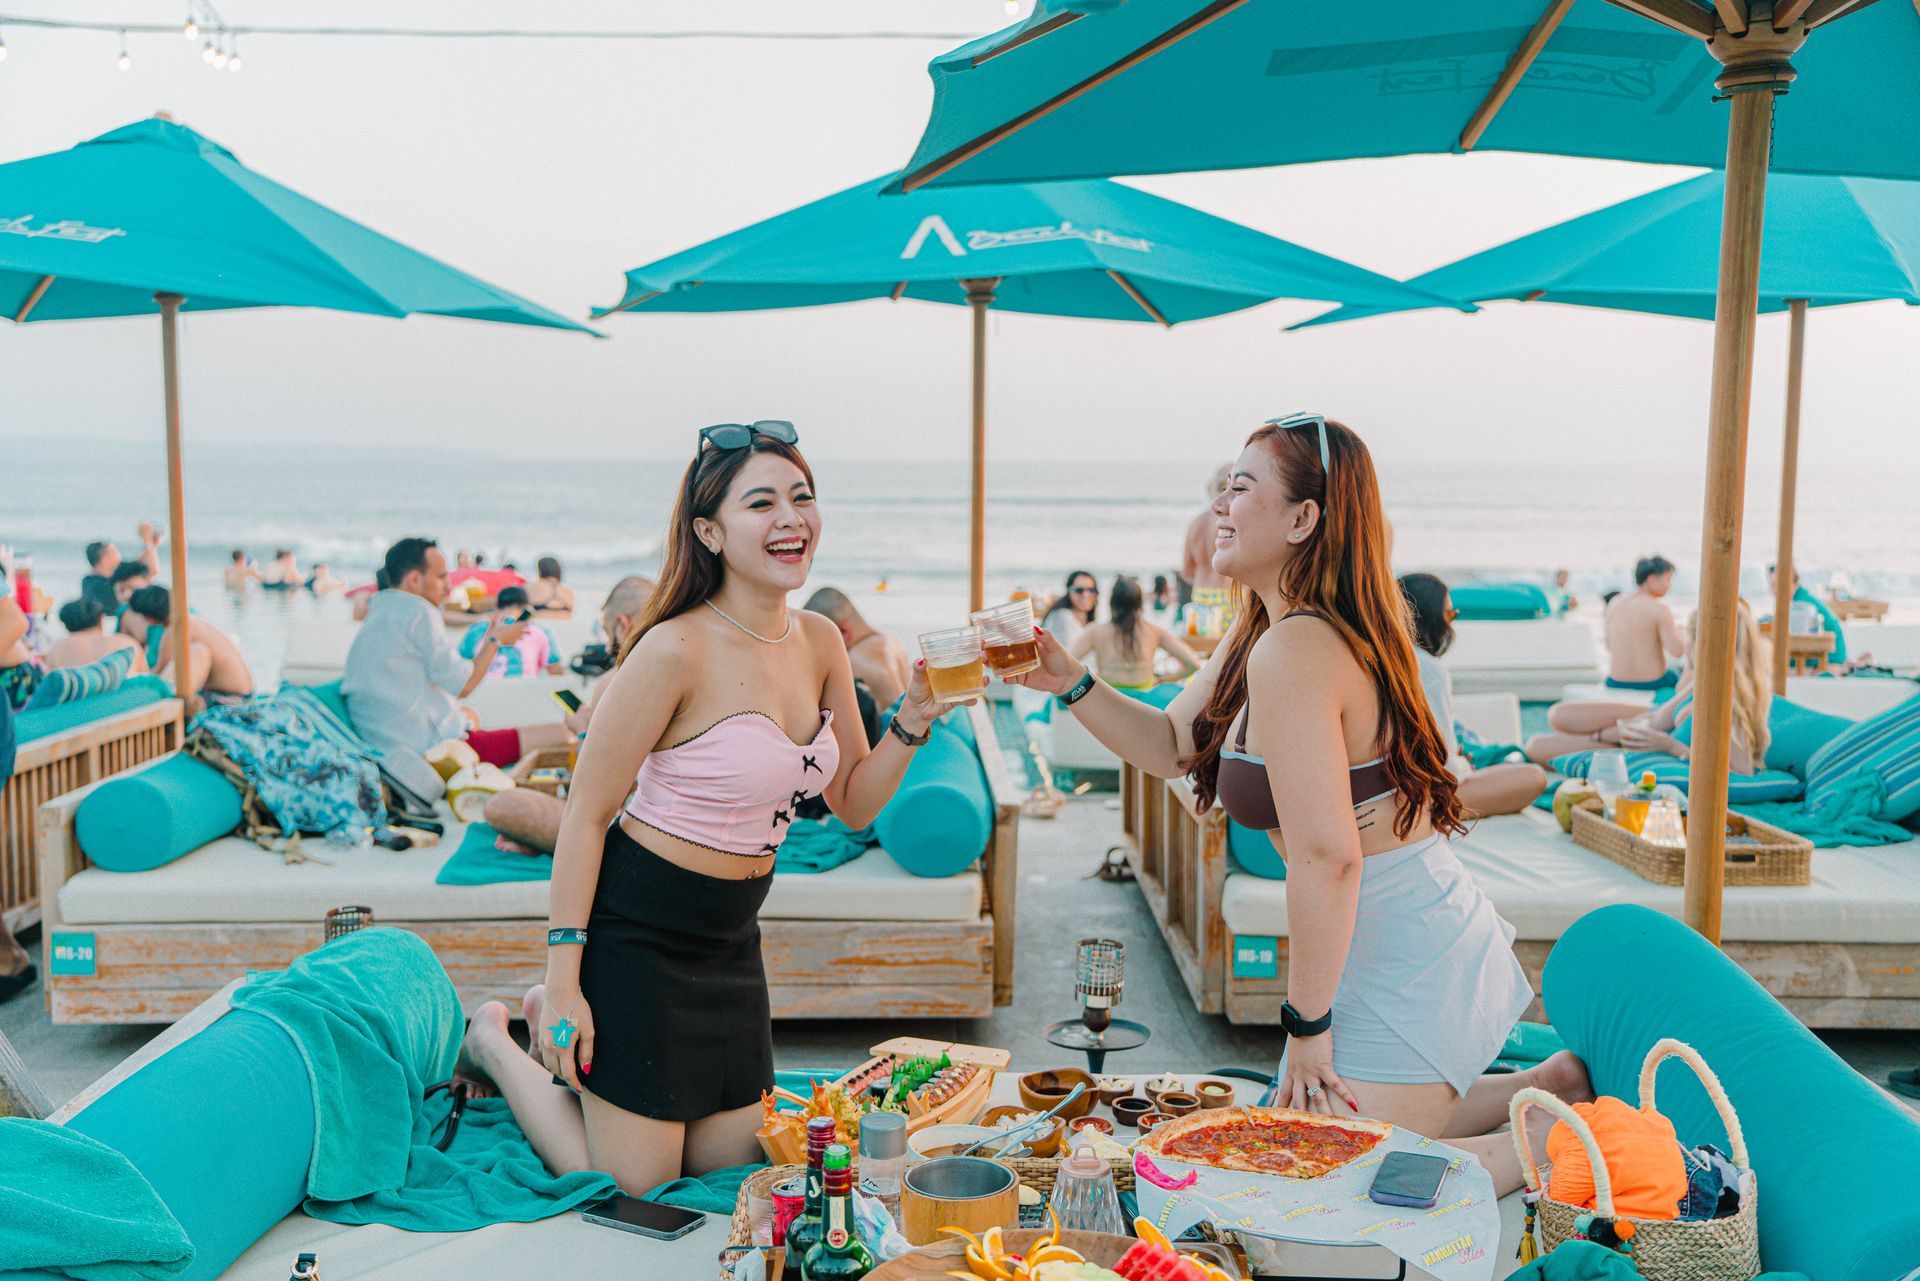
[1509,1038,1761,1281]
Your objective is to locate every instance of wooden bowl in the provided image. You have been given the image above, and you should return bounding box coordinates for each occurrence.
[1143,1076,1186,1108]
[981,1105,1065,1158]
[1068,1115,1114,1138]
[1158,1091,1200,1118]
[1094,1077,1136,1109]
[1017,1068,1095,1120]
[1110,1096,1153,1129]
[1194,1078,1238,1109]
[869,1228,1137,1280]
[1137,1111,1170,1133]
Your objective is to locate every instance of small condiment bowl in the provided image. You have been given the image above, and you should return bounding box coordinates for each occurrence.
[1137,1111,1171,1133]
[981,1105,1065,1158]
[1143,1076,1185,1108]
[1068,1115,1114,1138]
[1017,1068,1095,1120]
[1094,1077,1136,1110]
[1157,1091,1200,1118]
[1193,1078,1237,1109]
[1109,1096,1153,1129]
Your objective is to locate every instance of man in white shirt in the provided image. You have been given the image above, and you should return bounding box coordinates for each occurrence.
[343,538,568,800]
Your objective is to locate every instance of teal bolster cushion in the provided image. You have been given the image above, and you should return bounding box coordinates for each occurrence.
[1449,581,1552,622]
[1549,750,1803,803]
[287,679,356,734]
[875,721,991,877]
[1760,698,1854,776]
[22,648,136,711]
[1227,817,1286,879]
[12,675,170,745]
[1802,693,1920,821]
[75,754,245,872]
[1544,906,1920,1280]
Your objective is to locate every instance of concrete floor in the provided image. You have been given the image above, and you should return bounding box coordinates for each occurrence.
[5,794,1918,1112]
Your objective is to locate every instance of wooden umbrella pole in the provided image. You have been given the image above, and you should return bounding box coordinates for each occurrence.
[157,293,194,711]
[1771,298,1809,697]
[965,279,999,614]
[1682,85,1777,945]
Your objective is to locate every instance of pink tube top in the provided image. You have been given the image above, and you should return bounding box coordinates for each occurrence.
[624,710,840,857]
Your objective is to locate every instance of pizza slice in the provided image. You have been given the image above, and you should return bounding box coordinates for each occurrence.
[1136,1105,1391,1180]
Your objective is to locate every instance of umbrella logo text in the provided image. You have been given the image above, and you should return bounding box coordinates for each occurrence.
[901,214,968,259]
[901,212,1152,260]
[0,215,126,244]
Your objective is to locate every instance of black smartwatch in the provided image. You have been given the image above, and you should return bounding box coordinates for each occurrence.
[1279,1001,1332,1039]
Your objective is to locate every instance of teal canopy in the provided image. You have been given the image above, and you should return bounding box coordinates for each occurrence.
[597,173,1464,320]
[0,118,590,330]
[893,1,1920,192]
[1299,171,1920,325]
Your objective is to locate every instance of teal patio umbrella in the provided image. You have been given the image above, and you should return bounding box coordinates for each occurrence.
[596,173,1464,610]
[0,117,593,693]
[1300,170,1920,694]
[889,0,1920,943]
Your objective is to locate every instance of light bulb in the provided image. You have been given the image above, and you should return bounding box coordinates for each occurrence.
[118,50,131,70]
[212,45,227,67]
[227,51,240,72]
[183,19,197,40]
[202,41,215,62]
[0,37,9,63]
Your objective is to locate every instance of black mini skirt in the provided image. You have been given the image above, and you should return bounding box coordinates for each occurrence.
[575,822,775,1122]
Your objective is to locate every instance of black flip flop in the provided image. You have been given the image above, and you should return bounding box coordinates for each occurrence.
[1890,1068,1920,1100]
[0,964,37,1005]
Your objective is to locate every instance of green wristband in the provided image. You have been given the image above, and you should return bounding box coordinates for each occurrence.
[547,928,588,947]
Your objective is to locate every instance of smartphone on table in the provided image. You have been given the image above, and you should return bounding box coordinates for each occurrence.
[551,688,584,714]
[580,1193,706,1240]
[1368,1151,1451,1208]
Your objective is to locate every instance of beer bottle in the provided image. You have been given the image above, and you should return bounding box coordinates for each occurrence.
[781,1116,838,1281]
[802,1144,874,1280]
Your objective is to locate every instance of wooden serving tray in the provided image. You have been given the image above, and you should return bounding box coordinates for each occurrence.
[757,1038,1010,1165]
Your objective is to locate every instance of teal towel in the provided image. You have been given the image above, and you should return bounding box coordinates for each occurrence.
[1488,1020,1567,1073]
[645,1163,759,1216]
[1507,1242,1808,1281]
[228,928,611,1229]
[1737,765,1914,848]
[0,1117,194,1281]
[775,817,877,874]
[1464,740,1527,769]
[435,822,553,885]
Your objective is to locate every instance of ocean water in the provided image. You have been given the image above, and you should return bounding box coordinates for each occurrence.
[8,436,1916,687]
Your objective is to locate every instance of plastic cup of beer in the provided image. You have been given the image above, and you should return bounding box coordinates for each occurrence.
[970,598,1039,678]
[918,626,988,704]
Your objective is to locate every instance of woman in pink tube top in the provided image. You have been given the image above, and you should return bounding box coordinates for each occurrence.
[1008,416,1591,1197]
[460,421,958,1195]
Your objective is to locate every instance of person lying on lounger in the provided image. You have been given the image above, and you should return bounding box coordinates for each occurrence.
[1526,600,1771,775]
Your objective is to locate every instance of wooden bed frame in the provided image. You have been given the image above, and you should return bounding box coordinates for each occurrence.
[1120,762,1920,1030]
[2,698,183,936]
[38,702,1023,1026]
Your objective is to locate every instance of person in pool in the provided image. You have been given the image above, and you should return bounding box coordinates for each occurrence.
[1007,415,1589,1195]
[458,420,962,1194]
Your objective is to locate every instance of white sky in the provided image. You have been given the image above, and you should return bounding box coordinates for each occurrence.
[1,0,1917,483]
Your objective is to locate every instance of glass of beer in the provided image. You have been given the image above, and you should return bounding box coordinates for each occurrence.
[918,626,988,704]
[970,598,1039,678]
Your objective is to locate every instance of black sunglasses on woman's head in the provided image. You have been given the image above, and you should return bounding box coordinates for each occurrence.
[699,420,799,453]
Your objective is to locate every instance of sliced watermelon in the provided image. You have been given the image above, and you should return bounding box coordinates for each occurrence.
[1113,1241,1206,1281]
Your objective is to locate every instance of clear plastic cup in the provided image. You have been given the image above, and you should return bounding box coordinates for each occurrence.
[918,626,988,704]
[970,597,1039,678]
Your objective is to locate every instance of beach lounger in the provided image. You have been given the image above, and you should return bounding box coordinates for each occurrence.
[35,702,1021,1026]
[1122,764,1920,1030]
[1441,618,1602,701]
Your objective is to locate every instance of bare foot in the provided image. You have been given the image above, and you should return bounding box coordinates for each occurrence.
[458,999,514,1088]
[494,836,539,855]
[1533,1050,1595,1105]
[522,984,546,1059]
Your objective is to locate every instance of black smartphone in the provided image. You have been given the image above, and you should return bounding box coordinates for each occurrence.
[551,688,584,714]
[504,609,534,625]
[371,827,413,851]
[1368,1151,1451,1208]
[580,1194,706,1240]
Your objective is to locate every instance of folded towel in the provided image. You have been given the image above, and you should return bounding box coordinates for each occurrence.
[775,817,877,875]
[435,821,553,885]
[0,1117,194,1281]
[228,928,612,1230]
[1736,765,1914,848]
[645,1163,759,1216]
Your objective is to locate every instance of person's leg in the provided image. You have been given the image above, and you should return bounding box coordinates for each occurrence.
[1524,731,1614,766]
[1440,1051,1591,1137]
[1458,764,1550,817]
[484,789,564,853]
[580,1091,687,1194]
[1546,700,1646,735]
[514,721,571,751]
[1330,1079,1549,1199]
[683,1100,771,1176]
[460,1000,591,1175]
[184,640,213,698]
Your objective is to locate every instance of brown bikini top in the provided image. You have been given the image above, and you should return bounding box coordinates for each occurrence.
[1210,610,1397,833]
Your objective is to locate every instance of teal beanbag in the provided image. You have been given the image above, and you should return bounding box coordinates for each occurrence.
[75,754,244,872]
[1227,817,1286,879]
[1762,698,1854,776]
[1449,581,1552,622]
[13,675,171,745]
[875,721,991,877]
[1545,906,1920,1280]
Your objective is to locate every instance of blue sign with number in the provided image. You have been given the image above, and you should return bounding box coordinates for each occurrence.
[50,932,97,977]
[1231,935,1279,979]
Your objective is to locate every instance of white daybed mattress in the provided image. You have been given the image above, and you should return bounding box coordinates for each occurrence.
[1442,619,1602,699]
[59,829,982,926]
[1222,807,1920,945]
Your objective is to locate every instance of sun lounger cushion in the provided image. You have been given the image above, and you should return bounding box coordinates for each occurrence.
[1760,698,1855,776]
[1544,905,1920,1279]
[74,753,244,873]
[1548,749,1803,803]
[1449,581,1553,621]
[12,674,170,744]
[21,647,137,711]
[875,721,991,877]
[1802,692,1920,821]
[1227,817,1286,879]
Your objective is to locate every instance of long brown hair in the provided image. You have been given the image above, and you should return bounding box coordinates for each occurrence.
[1185,420,1464,840]
[617,434,815,665]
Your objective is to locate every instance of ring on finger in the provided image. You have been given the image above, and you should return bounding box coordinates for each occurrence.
[1306,1086,1322,1099]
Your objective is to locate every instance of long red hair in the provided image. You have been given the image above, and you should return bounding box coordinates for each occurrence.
[1184,420,1464,841]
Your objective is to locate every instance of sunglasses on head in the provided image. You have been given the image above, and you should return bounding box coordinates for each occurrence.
[699,420,799,453]
[1265,412,1331,478]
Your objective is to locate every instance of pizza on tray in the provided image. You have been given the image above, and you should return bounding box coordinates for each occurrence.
[1135,1106,1391,1180]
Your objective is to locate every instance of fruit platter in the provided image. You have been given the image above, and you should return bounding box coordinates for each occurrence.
[866,1218,1239,1280]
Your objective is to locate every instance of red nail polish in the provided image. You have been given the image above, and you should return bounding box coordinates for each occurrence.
[583,1062,592,1074]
